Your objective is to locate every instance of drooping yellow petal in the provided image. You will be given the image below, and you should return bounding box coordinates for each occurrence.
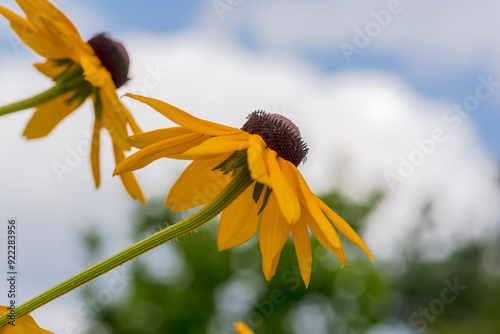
[113,143,146,204]
[22,89,83,139]
[34,60,73,78]
[0,6,66,59]
[99,88,131,150]
[123,108,142,135]
[166,154,232,211]
[290,220,312,287]
[266,149,300,224]
[218,186,261,250]
[268,251,282,283]
[247,134,270,186]
[279,158,299,200]
[316,198,374,262]
[0,305,54,333]
[300,197,345,267]
[128,127,193,149]
[124,94,242,136]
[90,118,101,189]
[234,321,255,334]
[114,133,207,175]
[293,166,346,266]
[259,195,290,281]
[184,133,251,157]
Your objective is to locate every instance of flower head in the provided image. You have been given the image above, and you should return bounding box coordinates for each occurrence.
[114,94,373,286]
[0,0,144,203]
[0,305,53,333]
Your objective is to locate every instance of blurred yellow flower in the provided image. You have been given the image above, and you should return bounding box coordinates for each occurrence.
[114,94,373,286]
[0,306,53,333]
[234,321,255,334]
[0,0,144,203]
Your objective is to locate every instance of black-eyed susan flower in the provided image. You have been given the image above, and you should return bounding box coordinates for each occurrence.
[234,321,255,334]
[0,0,144,203]
[0,306,53,333]
[114,94,373,286]
[0,95,374,322]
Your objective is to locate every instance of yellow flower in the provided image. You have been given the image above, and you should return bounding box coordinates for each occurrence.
[234,321,255,334]
[0,0,145,203]
[0,306,53,333]
[114,94,373,286]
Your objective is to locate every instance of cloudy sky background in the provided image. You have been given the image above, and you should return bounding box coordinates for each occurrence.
[1,0,500,332]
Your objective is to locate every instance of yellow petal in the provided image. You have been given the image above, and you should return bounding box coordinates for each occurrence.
[301,197,345,267]
[129,127,193,149]
[290,220,312,287]
[218,186,261,250]
[23,90,83,139]
[247,135,270,186]
[0,6,66,59]
[293,166,346,266]
[8,0,92,63]
[41,15,93,61]
[259,195,290,281]
[113,133,207,175]
[234,321,255,334]
[166,154,232,211]
[124,94,242,136]
[124,108,142,135]
[34,60,72,78]
[113,143,146,204]
[15,0,80,36]
[90,118,101,189]
[99,88,131,151]
[184,133,251,157]
[81,55,111,87]
[316,198,374,262]
[0,305,54,333]
[266,150,300,224]
[279,158,299,200]
[268,251,282,282]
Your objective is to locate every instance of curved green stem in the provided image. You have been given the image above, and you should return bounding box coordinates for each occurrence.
[0,167,253,328]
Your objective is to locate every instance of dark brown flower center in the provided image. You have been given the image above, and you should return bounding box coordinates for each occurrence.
[87,33,130,88]
[242,111,308,166]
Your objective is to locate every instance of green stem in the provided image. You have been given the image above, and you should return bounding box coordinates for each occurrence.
[0,75,83,117]
[0,167,253,328]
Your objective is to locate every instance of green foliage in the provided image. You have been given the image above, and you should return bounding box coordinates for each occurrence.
[80,193,500,334]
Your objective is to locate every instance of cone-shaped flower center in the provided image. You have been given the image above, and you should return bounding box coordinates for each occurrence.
[242,111,308,166]
[88,33,130,88]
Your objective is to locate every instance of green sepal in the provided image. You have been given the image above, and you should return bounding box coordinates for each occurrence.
[253,182,265,203]
[65,81,92,107]
[92,87,103,119]
[213,149,248,176]
[258,187,272,215]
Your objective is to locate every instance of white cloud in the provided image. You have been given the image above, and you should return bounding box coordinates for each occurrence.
[199,0,500,74]
[0,30,499,328]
